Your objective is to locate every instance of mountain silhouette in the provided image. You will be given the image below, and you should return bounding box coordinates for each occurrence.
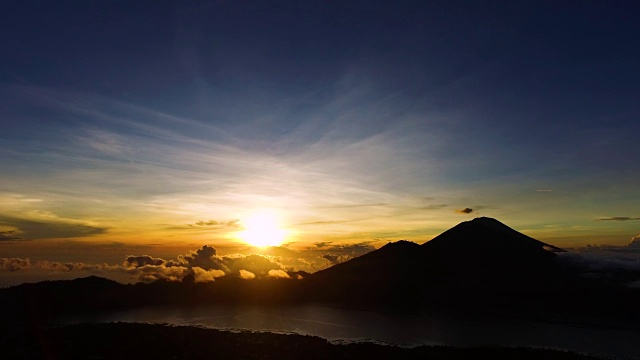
[308,217,568,309]
[419,217,565,288]
[2,217,639,324]
[423,217,564,253]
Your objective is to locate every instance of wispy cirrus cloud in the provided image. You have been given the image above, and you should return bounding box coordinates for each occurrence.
[420,204,447,210]
[0,215,107,240]
[192,219,240,227]
[597,217,640,221]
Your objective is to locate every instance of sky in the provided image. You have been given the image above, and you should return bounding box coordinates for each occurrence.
[1,1,639,285]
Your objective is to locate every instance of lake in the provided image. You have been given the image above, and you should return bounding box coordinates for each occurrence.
[77,304,640,360]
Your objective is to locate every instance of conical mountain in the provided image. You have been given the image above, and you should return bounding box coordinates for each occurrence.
[422,217,563,257]
[308,218,566,306]
[418,217,565,291]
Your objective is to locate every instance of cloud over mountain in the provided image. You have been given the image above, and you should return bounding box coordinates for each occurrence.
[455,208,473,214]
[322,254,353,265]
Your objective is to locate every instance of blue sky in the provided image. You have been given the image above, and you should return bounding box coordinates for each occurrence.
[1,1,639,279]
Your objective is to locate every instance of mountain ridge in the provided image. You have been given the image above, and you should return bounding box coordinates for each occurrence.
[3,217,639,324]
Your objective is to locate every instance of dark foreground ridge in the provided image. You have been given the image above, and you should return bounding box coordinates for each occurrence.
[1,322,605,360]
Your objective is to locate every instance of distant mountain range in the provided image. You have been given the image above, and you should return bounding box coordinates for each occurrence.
[1,217,639,330]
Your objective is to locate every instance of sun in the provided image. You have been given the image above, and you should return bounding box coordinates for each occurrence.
[239,212,286,247]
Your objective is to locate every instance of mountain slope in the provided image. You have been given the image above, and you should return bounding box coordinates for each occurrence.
[308,240,425,306]
[308,217,567,307]
[422,217,563,257]
[419,217,564,286]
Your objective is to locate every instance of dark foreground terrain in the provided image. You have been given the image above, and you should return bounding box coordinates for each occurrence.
[0,322,605,360]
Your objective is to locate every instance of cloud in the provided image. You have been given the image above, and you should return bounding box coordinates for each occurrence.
[0,242,368,283]
[36,261,110,272]
[322,253,353,265]
[306,242,375,269]
[222,254,285,277]
[313,242,375,252]
[0,258,31,271]
[535,189,553,192]
[0,230,22,241]
[297,218,373,226]
[0,215,107,240]
[314,242,333,248]
[123,264,190,282]
[455,208,473,214]
[420,204,447,210]
[0,257,113,273]
[192,267,226,282]
[191,219,240,227]
[166,219,242,231]
[239,269,256,279]
[267,269,290,279]
[122,245,287,281]
[178,245,228,271]
[558,252,640,272]
[316,203,388,209]
[597,217,640,221]
[123,255,168,267]
[628,281,640,289]
[560,236,640,287]
[299,220,346,225]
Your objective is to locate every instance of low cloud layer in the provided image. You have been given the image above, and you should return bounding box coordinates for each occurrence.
[1,257,115,274]
[0,244,300,284]
[559,235,640,287]
[121,245,291,282]
[0,240,379,287]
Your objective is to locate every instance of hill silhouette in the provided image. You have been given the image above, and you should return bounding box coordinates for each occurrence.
[2,322,605,360]
[1,217,639,328]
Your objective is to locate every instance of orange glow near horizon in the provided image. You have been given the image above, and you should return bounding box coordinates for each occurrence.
[238,211,287,247]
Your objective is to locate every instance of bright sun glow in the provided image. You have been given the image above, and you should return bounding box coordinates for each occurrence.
[239,212,286,247]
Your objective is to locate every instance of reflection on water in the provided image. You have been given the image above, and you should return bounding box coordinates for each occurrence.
[81,305,639,359]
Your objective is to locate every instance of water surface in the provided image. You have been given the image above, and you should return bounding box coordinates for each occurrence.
[82,305,640,359]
